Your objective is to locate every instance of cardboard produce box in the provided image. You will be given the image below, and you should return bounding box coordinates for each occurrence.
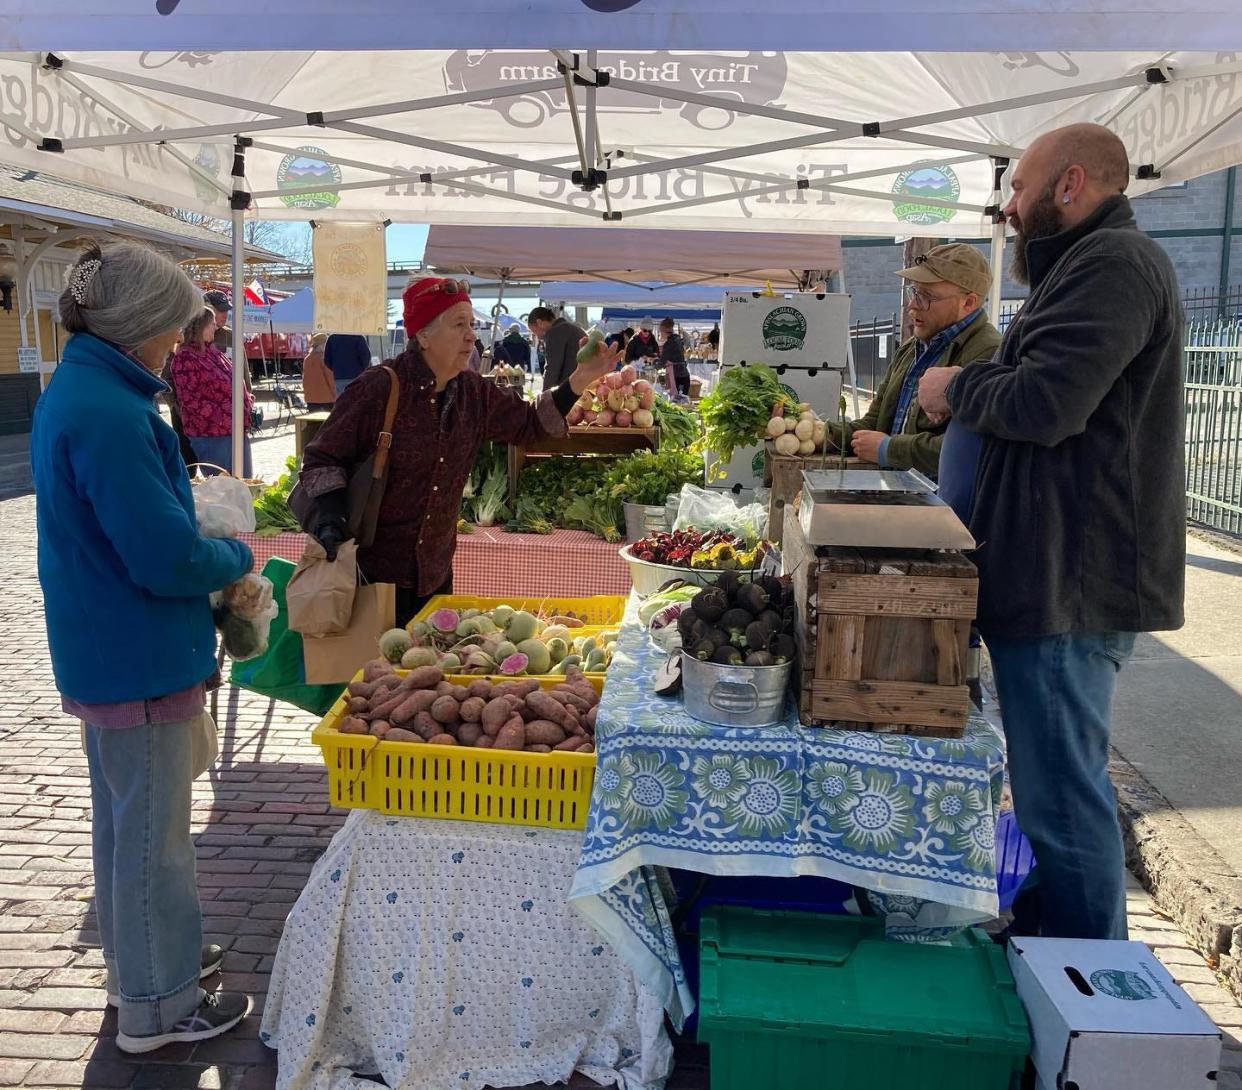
[1007,937,1221,1090]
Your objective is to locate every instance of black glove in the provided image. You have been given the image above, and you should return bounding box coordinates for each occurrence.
[314,518,347,561]
[311,489,349,561]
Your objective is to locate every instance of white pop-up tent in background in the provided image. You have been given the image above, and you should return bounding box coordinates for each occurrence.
[3,2,1242,468]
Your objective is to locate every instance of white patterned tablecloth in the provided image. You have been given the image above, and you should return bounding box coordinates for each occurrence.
[262,810,673,1090]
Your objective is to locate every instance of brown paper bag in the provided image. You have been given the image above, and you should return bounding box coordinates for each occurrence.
[287,538,358,637]
[302,581,396,684]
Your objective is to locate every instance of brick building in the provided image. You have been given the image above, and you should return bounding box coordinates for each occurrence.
[843,167,1242,326]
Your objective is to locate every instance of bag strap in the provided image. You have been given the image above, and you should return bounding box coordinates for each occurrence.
[370,366,400,482]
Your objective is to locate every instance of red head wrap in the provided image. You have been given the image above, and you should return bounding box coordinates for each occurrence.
[402,277,471,337]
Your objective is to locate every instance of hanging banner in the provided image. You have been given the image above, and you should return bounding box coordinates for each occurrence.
[311,223,387,336]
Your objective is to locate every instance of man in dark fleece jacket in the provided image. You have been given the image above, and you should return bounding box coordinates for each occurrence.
[920,123,1185,943]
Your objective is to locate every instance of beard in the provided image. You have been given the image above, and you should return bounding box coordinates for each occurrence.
[1009,182,1066,285]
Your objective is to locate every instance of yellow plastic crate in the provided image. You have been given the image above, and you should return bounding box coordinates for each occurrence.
[312,669,599,829]
[411,594,626,627]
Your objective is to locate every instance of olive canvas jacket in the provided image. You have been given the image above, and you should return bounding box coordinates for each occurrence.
[829,315,1002,478]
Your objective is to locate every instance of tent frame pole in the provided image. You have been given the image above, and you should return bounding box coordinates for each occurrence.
[989,218,1006,320]
[231,138,247,478]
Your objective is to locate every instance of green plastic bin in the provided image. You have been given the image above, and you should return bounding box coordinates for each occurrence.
[698,907,1030,1090]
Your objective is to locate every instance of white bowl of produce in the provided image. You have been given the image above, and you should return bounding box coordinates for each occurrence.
[619,545,725,598]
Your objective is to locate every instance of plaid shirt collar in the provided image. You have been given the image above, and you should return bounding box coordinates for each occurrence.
[917,307,983,357]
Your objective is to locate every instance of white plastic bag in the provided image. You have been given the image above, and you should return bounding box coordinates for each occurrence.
[672,484,768,542]
[193,475,256,538]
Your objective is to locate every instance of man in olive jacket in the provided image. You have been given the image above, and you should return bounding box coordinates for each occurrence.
[920,124,1185,942]
[827,244,1000,478]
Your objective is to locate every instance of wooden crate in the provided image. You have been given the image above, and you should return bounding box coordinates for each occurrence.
[782,505,977,737]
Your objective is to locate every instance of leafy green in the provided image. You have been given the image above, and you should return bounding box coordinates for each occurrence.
[460,442,508,524]
[603,448,703,507]
[697,364,793,466]
[474,465,511,527]
[563,493,623,543]
[253,456,300,536]
[651,398,700,450]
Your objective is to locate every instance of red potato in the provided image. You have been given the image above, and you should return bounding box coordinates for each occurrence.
[412,711,441,741]
[347,696,370,715]
[431,696,461,724]
[548,616,585,628]
[404,666,445,690]
[481,697,512,737]
[428,733,457,745]
[525,720,567,747]
[458,723,483,746]
[447,685,471,702]
[585,706,598,730]
[493,716,526,750]
[459,697,486,723]
[474,735,494,748]
[435,680,456,695]
[526,744,552,753]
[554,736,585,751]
[390,689,439,725]
[525,691,570,727]
[363,658,396,682]
[467,680,494,700]
[578,742,595,754]
[370,720,392,739]
[338,715,369,735]
[368,691,409,722]
[385,727,421,743]
[549,690,593,713]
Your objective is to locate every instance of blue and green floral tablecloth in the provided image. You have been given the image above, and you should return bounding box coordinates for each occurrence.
[568,598,1007,1027]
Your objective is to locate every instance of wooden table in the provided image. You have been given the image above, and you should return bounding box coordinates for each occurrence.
[764,445,862,543]
[507,426,659,503]
[294,411,331,460]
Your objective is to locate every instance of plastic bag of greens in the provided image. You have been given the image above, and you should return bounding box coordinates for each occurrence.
[672,484,768,543]
[211,573,278,659]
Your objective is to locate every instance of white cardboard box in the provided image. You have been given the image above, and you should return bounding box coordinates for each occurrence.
[720,291,852,372]
[1007,937,1221,1090]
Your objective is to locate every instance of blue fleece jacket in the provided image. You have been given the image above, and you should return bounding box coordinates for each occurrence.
[31,334,252,703]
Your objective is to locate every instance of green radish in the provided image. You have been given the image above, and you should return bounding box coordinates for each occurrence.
[576,327,605,364]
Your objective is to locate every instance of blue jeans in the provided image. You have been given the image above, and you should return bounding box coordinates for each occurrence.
[334,376,356,397]
[984,630,1136,941]
[86,721,204,1036]
[189,434,253,479]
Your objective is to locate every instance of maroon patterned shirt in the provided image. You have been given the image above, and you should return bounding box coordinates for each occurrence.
[300,350,568,594]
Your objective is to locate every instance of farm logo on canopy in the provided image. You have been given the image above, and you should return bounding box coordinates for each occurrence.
[891,164,960,226]
[762,307,807,352]
[276,146,343,210]
[443,50,787,131]
[1089,969,1156,1002]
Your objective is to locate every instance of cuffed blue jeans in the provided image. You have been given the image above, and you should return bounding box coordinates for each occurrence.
[984,630,1137,941]
[86,721,204,1036]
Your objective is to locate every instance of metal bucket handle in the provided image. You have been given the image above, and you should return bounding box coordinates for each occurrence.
[708,672,760,714]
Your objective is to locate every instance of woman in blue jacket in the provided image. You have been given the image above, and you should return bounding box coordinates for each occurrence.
[31,242,254,1054]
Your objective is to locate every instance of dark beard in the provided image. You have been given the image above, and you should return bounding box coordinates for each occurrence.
[1010,183,1065,285]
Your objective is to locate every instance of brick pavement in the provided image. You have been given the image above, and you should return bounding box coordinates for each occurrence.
[0,476,1239,1088]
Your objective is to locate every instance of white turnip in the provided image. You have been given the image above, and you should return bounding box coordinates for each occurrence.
[623,395,640,413]
[794,419,814,440]
[606,388,626,412]
[615,409,633,427]
[632,378,651,394]
[617,384,633,398]
[619,365,638,385]
[632,408,654,428]
[583,408,598,424]
[773,432,800,456]
[798,438,815,455]
[766,416,786,439]
[596,408,616,426]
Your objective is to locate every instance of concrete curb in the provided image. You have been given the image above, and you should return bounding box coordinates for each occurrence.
[1112,746,1242,1000]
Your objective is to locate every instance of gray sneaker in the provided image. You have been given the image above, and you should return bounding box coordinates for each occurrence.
[107,944,224,1008]
[116,991,250,1054]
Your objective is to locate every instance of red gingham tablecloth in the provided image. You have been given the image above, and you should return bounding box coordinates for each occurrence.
[238,528,632,598]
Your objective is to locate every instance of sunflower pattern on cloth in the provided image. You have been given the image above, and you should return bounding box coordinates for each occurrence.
[570,597,1007,1025]
[262,810,672,1090]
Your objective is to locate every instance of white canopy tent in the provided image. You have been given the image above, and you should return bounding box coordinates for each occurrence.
[539,281,752,308]
[3,7,1242,468]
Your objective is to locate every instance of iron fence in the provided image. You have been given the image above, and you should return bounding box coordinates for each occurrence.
[847,287,1242,537]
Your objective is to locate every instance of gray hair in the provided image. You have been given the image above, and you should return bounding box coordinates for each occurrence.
[58,240,203,352]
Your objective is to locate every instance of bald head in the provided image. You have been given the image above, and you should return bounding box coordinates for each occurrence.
[1028,123,1130,195]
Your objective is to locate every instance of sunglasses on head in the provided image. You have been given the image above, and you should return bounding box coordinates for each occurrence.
[410,278,471,298]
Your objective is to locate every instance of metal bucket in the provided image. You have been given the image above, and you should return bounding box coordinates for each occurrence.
[681,652,792,728]
[624,501,667,543]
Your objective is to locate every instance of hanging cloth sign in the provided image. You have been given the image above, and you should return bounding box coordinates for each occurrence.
[312,222,387,335]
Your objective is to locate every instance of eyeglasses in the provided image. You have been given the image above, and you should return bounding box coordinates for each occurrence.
[408,277,471,299]
[904,285,965,309]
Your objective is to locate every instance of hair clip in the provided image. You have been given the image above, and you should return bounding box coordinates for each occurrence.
[67,259,102,305]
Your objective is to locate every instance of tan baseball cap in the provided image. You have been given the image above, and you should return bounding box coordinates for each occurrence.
[897,243,992,298]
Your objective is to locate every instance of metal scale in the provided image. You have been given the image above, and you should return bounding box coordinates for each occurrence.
[797,468,976,550]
